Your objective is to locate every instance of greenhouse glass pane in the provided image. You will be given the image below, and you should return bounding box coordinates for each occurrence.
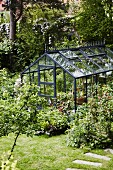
[88,48,113,72]
[68,51,93,74]
[60,50,76,59]
[49,53,85,78]
[40,69,54,82]
[23,64,38,73]
[104,49,113,69]
[92,47,105,54]
[82,48,94,55]
[45,56,54,66]
[28,72,38,84]
[33,72,38,84]
[82,47,106,57]
[40,84,54,96]
[79,49,107,73]
[105,48,113,59]
[39,56,46,65]
[29,64,38,72]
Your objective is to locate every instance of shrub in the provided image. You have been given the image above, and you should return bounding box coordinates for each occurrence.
[67,84,113,148]
[34,109,69,136]
[56,92,74,113]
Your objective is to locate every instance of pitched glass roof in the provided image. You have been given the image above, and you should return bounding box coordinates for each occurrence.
[21,45,113,79]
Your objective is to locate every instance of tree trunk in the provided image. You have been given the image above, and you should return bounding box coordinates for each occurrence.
[9,9,16,41]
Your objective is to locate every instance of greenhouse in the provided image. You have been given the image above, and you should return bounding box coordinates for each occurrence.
[21,44,113,111]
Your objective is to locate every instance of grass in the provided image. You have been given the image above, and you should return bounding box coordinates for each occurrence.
[0,134,113,170]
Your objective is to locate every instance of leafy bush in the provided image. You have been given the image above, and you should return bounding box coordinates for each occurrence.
[67,84,113,148]
[34,109,69,136]
[33,92,74,136]
[56,92,74,113]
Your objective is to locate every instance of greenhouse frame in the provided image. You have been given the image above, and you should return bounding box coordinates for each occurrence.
[21,44,113,111]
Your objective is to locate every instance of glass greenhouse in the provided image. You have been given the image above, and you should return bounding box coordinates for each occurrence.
[21,44,113,111]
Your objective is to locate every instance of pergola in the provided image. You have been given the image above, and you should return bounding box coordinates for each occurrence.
[21,44,113,111]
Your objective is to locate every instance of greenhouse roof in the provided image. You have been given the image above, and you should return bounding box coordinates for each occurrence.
[21,45,113,79]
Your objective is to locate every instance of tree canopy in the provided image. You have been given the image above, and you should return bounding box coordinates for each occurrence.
[76,0,113,45]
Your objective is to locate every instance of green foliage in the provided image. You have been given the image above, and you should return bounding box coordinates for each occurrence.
[56,72,64,92]
[0,69,46,137]
[0,11,10,24]
[76,0,113,44]
[0,68,72,166]
[0,68,73,138]
[0,12,10,41]
[34,109,69,136]
[0,2,79,72]
[0,71,72,137]
[67,83,113,148]
[0,39,19,71]
[56,92,74,113]
[16,3,66,63]
[0,68,48,167]
[0,39,12,55]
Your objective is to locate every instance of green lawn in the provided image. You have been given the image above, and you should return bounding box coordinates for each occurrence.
[0,134,113,170]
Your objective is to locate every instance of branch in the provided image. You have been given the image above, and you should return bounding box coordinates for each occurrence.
[1,131,20,168]
[8,131,20,161]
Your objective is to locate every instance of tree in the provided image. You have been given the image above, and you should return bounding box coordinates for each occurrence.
[9,0,22,40]
[3,0,23,40]
[76,0,113,44]
[0,69,47,166]
[101,0,113,44]
[1,0,69,71]
[14,2,77,70]
[0,1,79,71]
[4,0,67,41]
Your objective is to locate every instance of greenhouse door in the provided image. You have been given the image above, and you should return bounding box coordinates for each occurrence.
[38,65,56,98]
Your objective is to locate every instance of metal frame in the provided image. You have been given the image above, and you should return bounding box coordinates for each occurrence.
[21,44,113,111]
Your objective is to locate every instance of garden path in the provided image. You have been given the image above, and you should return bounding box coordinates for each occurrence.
[66,148,113,170]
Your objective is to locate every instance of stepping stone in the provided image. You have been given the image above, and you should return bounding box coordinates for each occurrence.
[104,148,113,154]
[85,152,111,161]
[73,160,102,167]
